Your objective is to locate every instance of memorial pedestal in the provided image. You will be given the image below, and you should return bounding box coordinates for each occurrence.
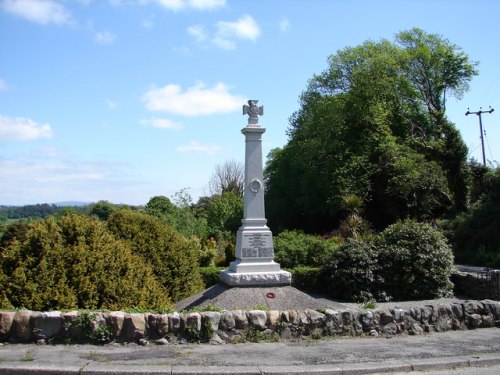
[220,105,291,287]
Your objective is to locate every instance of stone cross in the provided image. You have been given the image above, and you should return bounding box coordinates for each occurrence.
[243,100,264,125]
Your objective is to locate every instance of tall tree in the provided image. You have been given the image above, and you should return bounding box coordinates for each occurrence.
[208,160,244,197]
[265,28,477,233]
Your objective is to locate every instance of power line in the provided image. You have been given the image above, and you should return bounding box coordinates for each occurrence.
[465,106,495,166]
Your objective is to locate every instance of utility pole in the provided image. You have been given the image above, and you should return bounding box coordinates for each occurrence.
[465,106,494,166]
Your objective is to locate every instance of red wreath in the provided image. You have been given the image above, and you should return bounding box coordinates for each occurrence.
[265,292,276,299]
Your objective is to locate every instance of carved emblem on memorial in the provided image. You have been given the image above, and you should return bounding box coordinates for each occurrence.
[242,100,264,125]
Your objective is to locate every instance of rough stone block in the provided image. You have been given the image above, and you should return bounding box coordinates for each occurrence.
[13,310,32,341]
[185,312,202,332]
[467,313,482,329]
[219,310,235,331]
[481,314,494,328]
[124,313,146,340]
[305,309,325,329]
[0,311,15,340]
[232,310,248,330]
[382,322,398,335]
[379,309,394,325]
[169,312,181,333]
[106,311,125,338]
[202,311,221,333]
[266,310,280,328]
[246,310,267,330]
[32,311,62,339]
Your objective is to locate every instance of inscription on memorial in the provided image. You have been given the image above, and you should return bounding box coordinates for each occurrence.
[241,232,274,259]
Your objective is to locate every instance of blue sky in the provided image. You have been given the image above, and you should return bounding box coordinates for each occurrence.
[1,0,499,206]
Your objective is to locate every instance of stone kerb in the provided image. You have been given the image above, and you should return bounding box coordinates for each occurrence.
[0,299,499,345]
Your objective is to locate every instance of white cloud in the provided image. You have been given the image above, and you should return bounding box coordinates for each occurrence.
[279,17,290,32]
[177,140,220,155]
[215,14,260,41]
[0,79,10,91]
[1,0,73,25]
[0,115,54,141]
[197,14,260,50]
[142,82,244,116]
[155,0,225,11]
[140,117,182,129]
[187,24,207,42]
[95,30,117,44]
[0,159,103,183]
[188,0,225,10]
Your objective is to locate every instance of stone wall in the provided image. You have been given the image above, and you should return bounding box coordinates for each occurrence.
[1,299,499,345]
[452,271,500,301]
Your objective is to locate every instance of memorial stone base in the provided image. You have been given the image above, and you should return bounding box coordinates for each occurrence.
[219,269,291,287]
[219,227,291,287]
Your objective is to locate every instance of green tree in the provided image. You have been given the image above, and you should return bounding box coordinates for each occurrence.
[444,166,500,267]
[107,210,204,301]
[146,191,208,239]
[0,215,169,310]
[88,200,118,221]
[265,28,477,232]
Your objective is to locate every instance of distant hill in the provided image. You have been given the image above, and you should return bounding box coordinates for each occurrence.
[54,201,92,207]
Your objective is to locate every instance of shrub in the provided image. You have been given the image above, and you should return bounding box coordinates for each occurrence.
[320,239,380,302]
[290,267,322,293]
[274,230,339,268]
[0,215,170,310]
[199,266,225,288]
[107,210,204,302]
[376,220,454,300]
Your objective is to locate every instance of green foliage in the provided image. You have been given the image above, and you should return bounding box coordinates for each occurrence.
[73,312,113,344]
[444,166,500,267]
[376,220,454,300]
[321,239,380,302]
[199,266,225,288]
[321,220,454,301]
[274,230,339,268]
[0,215,170,310]
[88,201,118,221]
[0,220,29,252]
[107,210,204,302]
[195,236,218,267]
[265,28,476,232]
[146,191,208,239]
[0,204,86,220]
[289,267,322,293]
[199,192,243,266]
[206,192,243,235]
[381,146,452,221]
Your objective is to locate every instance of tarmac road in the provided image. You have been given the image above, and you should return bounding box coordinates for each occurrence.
[0,327,499,374]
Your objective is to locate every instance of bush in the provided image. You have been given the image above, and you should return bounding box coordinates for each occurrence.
[290,267,322,293]
[376,220,454,300]
[0,215,170,310]
[320,220,454,302]
[320,239,380,302]
[107,210,204,302]
[199,266,225,288]
[274,230,339,268]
